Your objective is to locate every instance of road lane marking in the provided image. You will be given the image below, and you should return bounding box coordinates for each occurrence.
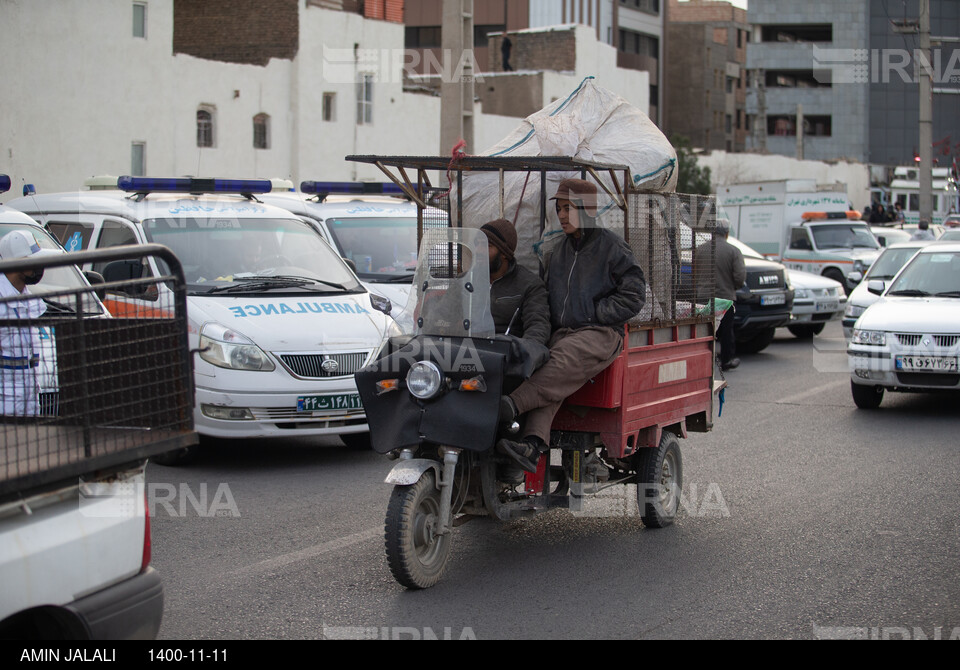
[776,379,846,405]
[228,526,381,578]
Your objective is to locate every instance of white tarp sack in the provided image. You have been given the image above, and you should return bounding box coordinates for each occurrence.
[453,77,677,271]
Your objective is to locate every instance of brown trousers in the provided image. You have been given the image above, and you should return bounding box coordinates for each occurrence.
[508,326,623,444]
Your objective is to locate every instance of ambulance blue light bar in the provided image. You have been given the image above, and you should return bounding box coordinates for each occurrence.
[0,175,10,194]
[300,181,404,197]
[117,176,273,194]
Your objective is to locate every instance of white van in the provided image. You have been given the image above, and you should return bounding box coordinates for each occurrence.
[8,177,397,448]
[260,182,433,311]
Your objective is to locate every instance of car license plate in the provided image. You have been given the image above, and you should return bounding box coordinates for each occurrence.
[895,356,958,372]
[760,293,785,306]
[816,300,840,312]
[297,393,363,412]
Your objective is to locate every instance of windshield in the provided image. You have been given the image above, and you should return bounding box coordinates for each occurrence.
[811,224,880,250]
[0,223,105,315]
[728,237,764,259]
[142,217,363,295]
[866,246,923,280]
[394,227,495,338]
[938,230,960,241]
[325,216,417,281]
[886,250,960,296]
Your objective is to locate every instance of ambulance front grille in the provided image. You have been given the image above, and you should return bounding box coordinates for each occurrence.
[277,352,370,379]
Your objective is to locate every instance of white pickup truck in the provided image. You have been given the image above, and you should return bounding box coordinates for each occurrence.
[0,209,196,639]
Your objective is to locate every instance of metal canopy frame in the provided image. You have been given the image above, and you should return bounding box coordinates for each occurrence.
[346,155,634,245]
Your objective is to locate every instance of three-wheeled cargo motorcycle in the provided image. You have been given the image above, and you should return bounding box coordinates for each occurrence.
[352,155,725,589]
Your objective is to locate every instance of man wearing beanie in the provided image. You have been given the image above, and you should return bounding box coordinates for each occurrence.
[496,179,646,474]
[480,218,550,348]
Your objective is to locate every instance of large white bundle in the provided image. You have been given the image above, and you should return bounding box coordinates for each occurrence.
[455,77,677,271]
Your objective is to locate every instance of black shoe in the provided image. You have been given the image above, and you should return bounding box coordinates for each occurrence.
[499,395,518,423]
[721,357,740,371]
[496,463,525,486]
[496,438,539,473]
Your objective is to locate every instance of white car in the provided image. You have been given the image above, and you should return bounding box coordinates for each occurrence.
[8,177,397,449]
[848,242,960,408]
[841,240,937,339]
[783,268,846,338]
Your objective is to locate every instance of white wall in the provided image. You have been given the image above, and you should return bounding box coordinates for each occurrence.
[700,151,872,211]
[0,2,650,196]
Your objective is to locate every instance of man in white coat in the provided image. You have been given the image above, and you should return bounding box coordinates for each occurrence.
[0,230,55,416]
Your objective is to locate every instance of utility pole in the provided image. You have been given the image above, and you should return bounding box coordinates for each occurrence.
[796,103,804,160]
[918,0,933,224]
[441,0,475,164]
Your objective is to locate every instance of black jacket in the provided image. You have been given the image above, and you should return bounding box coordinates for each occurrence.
[547,227,646,330]
[490,262,551,345]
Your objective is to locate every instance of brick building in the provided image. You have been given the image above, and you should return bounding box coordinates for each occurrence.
[403,0,664,123]
[664,0,748,152]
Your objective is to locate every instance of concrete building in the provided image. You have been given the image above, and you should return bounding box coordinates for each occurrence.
[403,0,664,122]
[0,0,644,194]
[744,0,960,167]
[665,0,748,152]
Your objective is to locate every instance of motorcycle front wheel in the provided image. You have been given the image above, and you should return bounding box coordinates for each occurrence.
[384,471,452,589]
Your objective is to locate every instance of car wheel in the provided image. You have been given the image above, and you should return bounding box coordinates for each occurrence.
[823,268,850,295]
[737,327,776,354]
[788,323,825,338]
[152,445,199,466]
[340,432,372,450]
[851,381,883,409]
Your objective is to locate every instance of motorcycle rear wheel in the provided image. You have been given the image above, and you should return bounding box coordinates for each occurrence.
[384,471,452,589]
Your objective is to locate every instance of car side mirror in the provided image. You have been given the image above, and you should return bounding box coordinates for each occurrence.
[343,257,357,273]
[847,271,863,286]
[101,260,146,296]
[867,280,886,296]
[369,293,392,315]
[83,270,107,303]
[877,236,887,246]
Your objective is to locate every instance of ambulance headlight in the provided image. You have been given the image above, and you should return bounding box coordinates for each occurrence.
[406,361,444,400]
[199,323,276,371]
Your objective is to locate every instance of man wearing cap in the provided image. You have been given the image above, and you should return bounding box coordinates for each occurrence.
[496,179,646,473]
[0,230,53,416]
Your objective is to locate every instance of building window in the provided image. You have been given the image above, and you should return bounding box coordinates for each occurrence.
[253,114,270,150]
[133,2,146,38]
[131,142,146,176]
[620,0,659,15]
[618,29,658,59]
[760,24,832,43]
[323,92,336,122]
[764,70,831,88]
[767,115,832,137]
[197,107,215,147]
[405,26,441,49]
[357,74,373,125]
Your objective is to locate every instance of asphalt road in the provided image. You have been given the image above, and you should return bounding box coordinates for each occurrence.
[147,321,960,640]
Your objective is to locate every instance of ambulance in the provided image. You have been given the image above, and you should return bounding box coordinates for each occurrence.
[8,177,398,449]
[259,182,429,313]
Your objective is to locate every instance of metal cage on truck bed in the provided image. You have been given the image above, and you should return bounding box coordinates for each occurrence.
[347,155,724,457]
[0,244,197,499]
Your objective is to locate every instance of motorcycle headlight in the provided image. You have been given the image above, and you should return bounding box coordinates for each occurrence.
[406,361,444,400]
[199,323,276,371]
[852,329,886,346]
